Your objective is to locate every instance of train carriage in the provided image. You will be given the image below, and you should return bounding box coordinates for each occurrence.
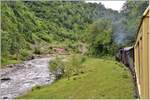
[116,46,134,72]
[134,6,150,99]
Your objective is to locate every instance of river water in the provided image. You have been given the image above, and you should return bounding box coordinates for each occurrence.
[0,57,55,99]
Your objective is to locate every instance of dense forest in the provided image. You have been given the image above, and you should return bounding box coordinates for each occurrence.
[1,1,148,65]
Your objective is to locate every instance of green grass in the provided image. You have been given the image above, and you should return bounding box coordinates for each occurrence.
[18,57,134,99]
[1,58,20,68]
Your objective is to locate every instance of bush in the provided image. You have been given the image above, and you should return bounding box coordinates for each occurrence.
[20,49,32,60]
[34,47,41,54]
[37,33,53,43]
[69,54,86,74]
[9,54,18,60]
[64,54,86,79]
[67,42,80,53]
[49,56,64,79]
[49,54,86,80]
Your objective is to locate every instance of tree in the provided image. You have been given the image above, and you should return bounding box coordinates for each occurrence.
[9,32,25,58]
[87,19,113,56]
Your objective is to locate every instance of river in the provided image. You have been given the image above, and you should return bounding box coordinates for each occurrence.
[0,57,55,99]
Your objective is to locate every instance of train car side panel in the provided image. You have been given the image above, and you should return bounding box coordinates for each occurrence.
[134,7,149,99]
[142,12,149,98]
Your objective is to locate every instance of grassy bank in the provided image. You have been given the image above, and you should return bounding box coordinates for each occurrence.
[1,58,20,68]
[18,57,134,99]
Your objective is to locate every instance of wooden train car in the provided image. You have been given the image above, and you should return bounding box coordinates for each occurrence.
[123,47,134,73]
[122,47,134,67]
[134,6,149,99]
[116,47,134,72]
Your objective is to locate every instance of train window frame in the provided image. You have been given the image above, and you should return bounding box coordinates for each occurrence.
[140,37,143,87]
[137,42,140,84]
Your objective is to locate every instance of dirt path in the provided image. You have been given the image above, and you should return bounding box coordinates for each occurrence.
[0,57,55,99]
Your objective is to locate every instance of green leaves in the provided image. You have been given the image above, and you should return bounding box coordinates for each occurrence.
[1,0,148,65]
[87,19,113,56]
[49,56,63,74]
[49,54,86,80]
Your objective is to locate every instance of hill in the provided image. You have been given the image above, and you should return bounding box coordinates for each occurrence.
[1,1,148,65]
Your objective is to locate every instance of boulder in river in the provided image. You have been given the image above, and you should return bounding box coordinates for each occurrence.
[1,77,11,81]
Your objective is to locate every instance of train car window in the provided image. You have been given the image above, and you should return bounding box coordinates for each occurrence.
[140,37,142,40]
[137,42,140,84]
[140,37,143,87]
[133,48,134,63]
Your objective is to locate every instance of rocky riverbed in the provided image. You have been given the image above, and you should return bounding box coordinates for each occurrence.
[0,57,55,99]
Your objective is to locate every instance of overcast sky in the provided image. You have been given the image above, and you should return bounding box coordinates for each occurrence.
[85,0,126,11]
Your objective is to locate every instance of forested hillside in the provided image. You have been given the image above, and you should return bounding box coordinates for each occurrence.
[1,1,148,65]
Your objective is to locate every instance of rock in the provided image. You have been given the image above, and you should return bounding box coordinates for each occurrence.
[1,77,11,81]
[55,68,64,80]
[6,64,14,68]
[3,97,8,99]
[31,55,35,59]
[8,65,13,68]
[28,63,32,67]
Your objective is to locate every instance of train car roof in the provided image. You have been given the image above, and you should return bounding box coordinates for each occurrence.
[143,6,150,17]
[123,46,133,51]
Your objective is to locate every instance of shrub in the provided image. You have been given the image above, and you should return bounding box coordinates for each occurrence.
[37,32,53,43]
[64,54,86,79]
[49,56,64,79]
[34,47,41,54]
[49,54,86,80]
[69,54,86,75]
[20,49,32,60]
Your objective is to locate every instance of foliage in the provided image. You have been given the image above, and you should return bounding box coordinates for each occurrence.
[64,54,86,79]
[49,54,86,80]
[49,56,64,74]
[1,58,20,67]
[87,19,113,56]
[19,49,32,60]
[33,46,41,54]
[1,1,148,65]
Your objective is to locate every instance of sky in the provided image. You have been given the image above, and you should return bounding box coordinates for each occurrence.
[85,0,126,11]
